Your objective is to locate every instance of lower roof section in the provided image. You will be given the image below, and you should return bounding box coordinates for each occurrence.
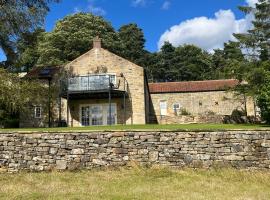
[148,79,239,94]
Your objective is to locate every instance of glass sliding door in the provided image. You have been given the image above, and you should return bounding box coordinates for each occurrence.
[80,103,117,126]
[81,106,90,126]
[91,105,103,125]
[107,104,116,125]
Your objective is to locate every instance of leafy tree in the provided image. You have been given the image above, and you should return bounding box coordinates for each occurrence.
[118,23,147,66]
[37,13,121,66]
[16,28,45,72]
[174,44,213,81]
[212,41,247,80]
[0,68,46,127]
[0,0,59,69]
[234,0,270,123]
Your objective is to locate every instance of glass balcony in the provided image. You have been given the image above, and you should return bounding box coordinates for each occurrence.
[67,74,116,92]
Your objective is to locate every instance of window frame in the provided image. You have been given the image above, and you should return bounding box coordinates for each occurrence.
[34,106,42,119]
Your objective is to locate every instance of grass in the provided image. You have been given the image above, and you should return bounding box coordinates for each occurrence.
[0,167,270,200]
[1,123,270,132]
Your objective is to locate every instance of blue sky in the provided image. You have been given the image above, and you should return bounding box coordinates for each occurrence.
[0,0,256,61]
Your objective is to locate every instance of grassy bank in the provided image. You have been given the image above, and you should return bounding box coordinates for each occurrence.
[1,123,270,132]
[0,167,269,200]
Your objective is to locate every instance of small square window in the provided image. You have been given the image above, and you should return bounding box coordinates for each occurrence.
[215,101,219,105]
[34,106,42,119]
[173,103,180,110]
[199,101,202,106]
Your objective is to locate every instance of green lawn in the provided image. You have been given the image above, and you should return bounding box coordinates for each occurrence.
[0,167,269,200]
[1,123,270,132]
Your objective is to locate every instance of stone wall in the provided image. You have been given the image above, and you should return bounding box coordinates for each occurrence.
[150,91,256,124]
[1,131,270,172]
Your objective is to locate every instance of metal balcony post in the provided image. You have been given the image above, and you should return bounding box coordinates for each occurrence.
[108,75,112,125]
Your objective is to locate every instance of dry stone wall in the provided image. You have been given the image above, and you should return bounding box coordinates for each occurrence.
[0,131,270,172]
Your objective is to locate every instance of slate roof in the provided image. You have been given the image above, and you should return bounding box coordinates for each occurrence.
[149,79,239,93]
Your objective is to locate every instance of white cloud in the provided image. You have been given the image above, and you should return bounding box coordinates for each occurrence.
[161,1,171,10]
[74,0,106,16]
[246,0,258,7]
[132,0,146,7]
[158,0,259,51]
[88,5,106,15]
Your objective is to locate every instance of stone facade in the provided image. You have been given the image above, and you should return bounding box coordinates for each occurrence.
[64,44,148,126]
[1,131,270,172]
[150,91,256,124]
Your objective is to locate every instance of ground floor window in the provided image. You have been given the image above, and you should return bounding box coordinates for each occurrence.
[34,106,42,119]
[80,103,117,126]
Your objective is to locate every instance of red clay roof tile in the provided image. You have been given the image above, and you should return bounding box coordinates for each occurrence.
[149,79,239,93]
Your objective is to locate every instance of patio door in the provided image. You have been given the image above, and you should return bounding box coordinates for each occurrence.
[91,105,103,125]
[80,104,117,126]
[81,106,90,126]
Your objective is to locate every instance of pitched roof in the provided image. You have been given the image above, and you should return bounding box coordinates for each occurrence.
[149,79,239,93]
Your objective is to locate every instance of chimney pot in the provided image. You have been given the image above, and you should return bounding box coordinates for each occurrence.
[93,36,101,49]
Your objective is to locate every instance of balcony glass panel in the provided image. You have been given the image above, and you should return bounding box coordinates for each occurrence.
[68,74,115,92]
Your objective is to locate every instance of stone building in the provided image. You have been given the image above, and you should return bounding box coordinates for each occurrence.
[21,37,257,127]
[149,80,257,124]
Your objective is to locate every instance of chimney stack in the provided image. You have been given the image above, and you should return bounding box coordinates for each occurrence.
[93,36,101,49]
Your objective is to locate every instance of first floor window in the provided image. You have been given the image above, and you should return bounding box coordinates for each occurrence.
[34,106,42,118]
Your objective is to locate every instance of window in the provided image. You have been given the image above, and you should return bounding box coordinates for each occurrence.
[173,103,180,116]
[34,106,42,118]
[199,101,202,106]
[173,103,180,110]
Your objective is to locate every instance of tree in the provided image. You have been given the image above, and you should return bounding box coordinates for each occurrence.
[0,0,59,69]
[118,23,147,66]
[16,28,45,72]
[0,68,46,127]
[212,41,246,80]
[234,0,270,60]
[37,13,121,66]
[174,45,213,81]
[234,0,270,123]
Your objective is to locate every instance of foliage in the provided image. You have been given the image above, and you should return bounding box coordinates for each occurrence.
[257,70,270,123]
[0,68,47,127]
[234,0,270,123]
[118,23,148,67]
[37,13,121,66]
[0,0,59,69]
[148,43,213,82]
[16,28,45,72]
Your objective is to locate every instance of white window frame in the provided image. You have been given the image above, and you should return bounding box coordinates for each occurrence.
[34,106,42,119]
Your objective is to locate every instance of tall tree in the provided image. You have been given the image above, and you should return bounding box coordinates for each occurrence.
[174,44,213,81]
[118,23,147,66]
[0,0,59,69]
[234,0,270,60]
[37,13,121,66]
[234,0,270,123]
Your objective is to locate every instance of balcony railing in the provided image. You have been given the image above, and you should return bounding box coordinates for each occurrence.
[61,74,127,94]
[69,74,114,92]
